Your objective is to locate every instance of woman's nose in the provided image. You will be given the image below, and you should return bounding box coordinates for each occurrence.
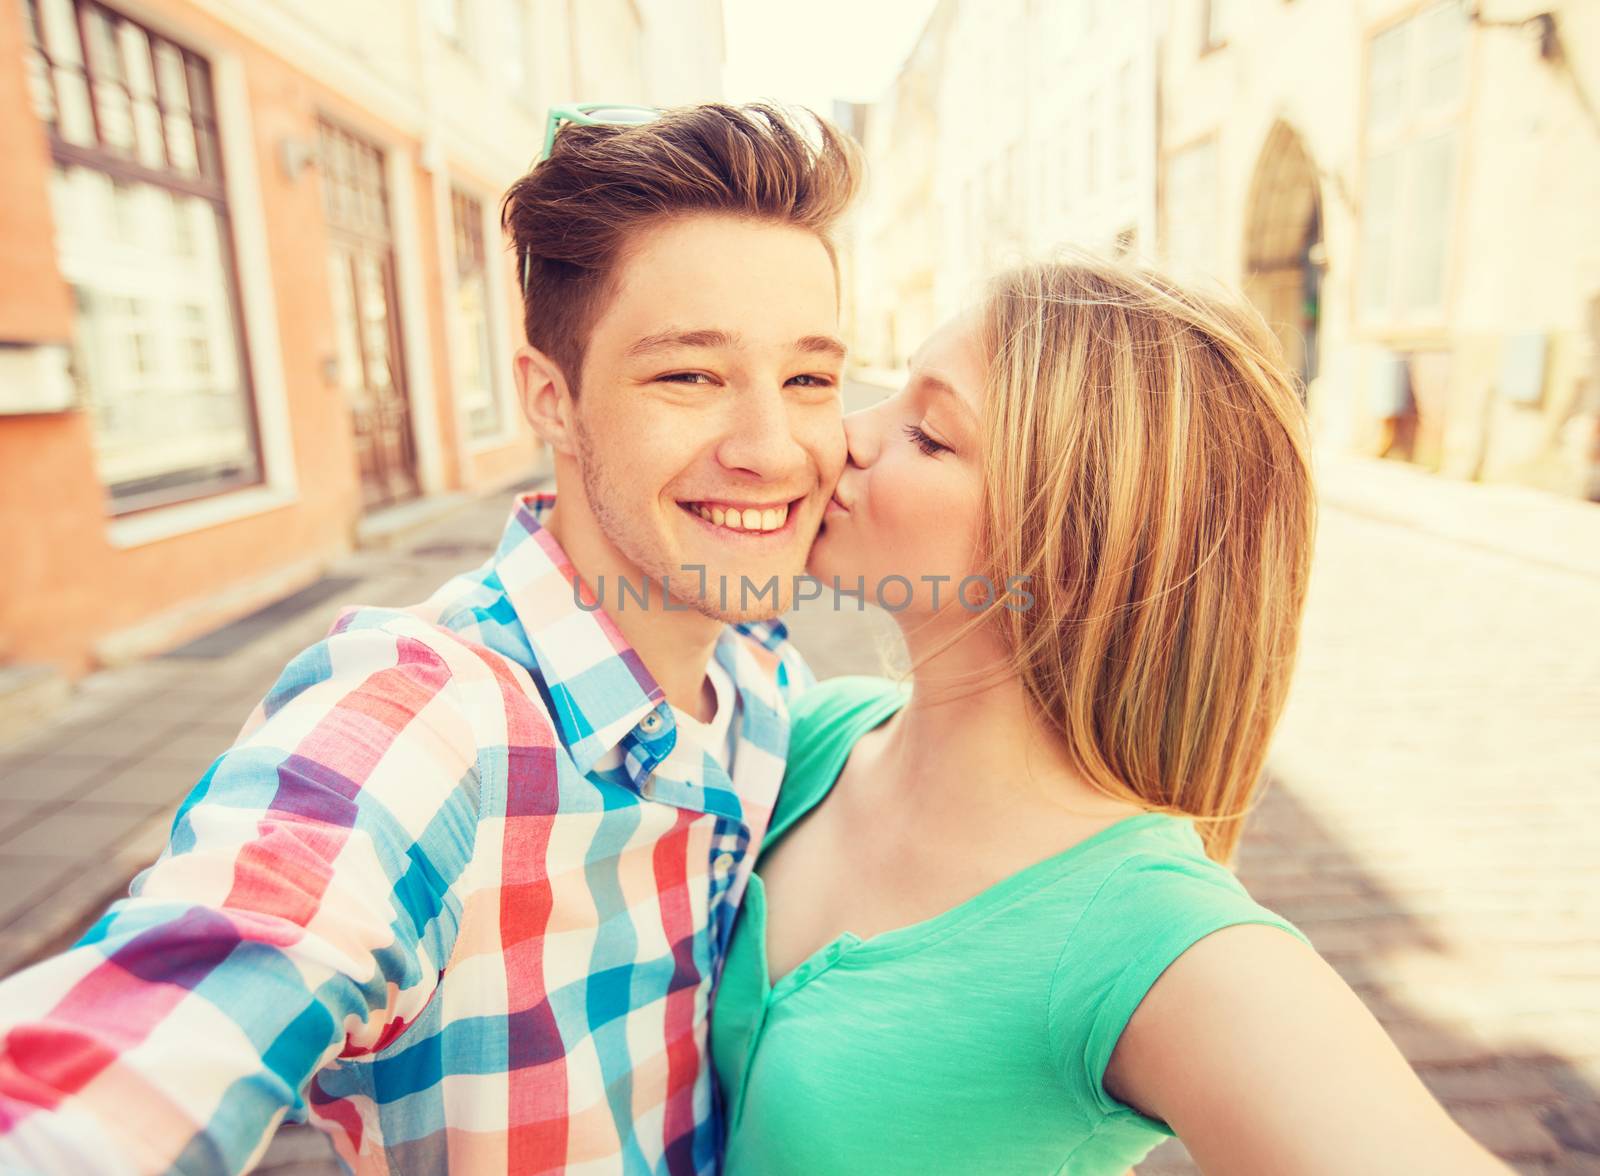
[842,406,880,469]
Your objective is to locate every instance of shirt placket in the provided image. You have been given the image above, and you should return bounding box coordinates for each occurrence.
[626,703,754,971]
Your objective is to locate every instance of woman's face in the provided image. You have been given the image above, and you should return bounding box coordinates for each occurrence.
[808,313,988,616]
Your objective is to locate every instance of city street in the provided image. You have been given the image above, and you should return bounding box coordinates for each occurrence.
[2,0,1594,1167]
[0,442,1597,1172]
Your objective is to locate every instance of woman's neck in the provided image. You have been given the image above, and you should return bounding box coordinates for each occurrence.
[881,620,1136,826]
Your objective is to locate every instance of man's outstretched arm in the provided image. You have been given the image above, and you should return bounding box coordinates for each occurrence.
[0,619,489,1174]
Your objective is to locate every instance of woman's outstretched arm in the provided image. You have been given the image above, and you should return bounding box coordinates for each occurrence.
[1104,924,1510,1175]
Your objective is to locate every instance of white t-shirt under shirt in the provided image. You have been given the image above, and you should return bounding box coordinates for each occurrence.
[671,657,738,774]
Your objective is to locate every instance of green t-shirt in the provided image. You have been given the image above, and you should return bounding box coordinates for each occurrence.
[710,676,1308,1175]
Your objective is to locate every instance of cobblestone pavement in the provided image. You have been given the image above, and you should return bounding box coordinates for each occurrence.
[1134,482,1600,1174]
[1,444,1596,1173]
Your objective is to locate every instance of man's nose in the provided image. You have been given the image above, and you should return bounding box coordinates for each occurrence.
[716,384,810,480]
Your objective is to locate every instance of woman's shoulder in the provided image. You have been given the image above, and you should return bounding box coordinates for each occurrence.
[1044,817,1309,1115]
[1056,818,1305,956]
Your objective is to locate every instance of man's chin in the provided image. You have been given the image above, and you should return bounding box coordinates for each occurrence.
[656,563,800,624]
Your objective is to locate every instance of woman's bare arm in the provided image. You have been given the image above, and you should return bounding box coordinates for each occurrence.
[1105,924,1509,1175]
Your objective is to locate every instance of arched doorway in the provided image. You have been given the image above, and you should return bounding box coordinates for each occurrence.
[1242,122,1325,394]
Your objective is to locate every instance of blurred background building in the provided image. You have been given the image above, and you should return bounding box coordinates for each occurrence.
[2,0,1598,692]
[0,0,722,694]
[847,0,1600,500]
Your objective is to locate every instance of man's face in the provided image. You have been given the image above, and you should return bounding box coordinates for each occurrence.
[570,214,846,622]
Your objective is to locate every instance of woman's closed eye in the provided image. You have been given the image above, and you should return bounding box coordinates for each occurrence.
[903,423,949,456]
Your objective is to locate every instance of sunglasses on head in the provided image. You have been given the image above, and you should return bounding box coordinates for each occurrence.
[539,102,662,161]
[522,102,663,292]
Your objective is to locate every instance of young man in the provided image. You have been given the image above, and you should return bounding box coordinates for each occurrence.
[0,103,860,1174]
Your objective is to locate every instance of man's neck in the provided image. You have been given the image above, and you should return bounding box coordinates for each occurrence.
[541,499,723,720]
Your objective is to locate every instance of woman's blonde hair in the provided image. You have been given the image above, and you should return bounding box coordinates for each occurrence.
[972,257,1315,863]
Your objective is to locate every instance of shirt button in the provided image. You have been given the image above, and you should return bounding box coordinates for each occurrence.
[712,851,737,877]
[639,710,664,734]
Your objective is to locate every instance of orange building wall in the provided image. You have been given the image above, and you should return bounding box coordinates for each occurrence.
[0,0,73,344]
[0,0,448,675]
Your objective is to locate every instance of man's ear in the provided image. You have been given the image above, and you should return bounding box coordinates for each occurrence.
[514,344,579,457]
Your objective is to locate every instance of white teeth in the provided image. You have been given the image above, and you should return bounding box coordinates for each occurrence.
[687,502,789,532]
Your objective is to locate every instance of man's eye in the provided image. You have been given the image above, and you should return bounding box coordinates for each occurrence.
[787,373,837,388]
[656,372,713,385]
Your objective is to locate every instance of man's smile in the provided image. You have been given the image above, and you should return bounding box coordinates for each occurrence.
[677,496,805,538]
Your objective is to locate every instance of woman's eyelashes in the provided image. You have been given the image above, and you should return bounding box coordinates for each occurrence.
[903,423,949,456]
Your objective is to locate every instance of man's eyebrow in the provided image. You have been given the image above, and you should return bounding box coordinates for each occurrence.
[625,329,847,362]
[794,335,847,361]
[624,328,739,358]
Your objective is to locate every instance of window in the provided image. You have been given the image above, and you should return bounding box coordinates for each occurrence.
[450,188,502,440]
[1084,88,1100,199]
[23,0,261,515]
[1359,1,1468,323]
[1054,119,1072,211]
[1164,138,1221,280]
[1203,0,1234,52]
[433,0,464,46]
[503,0,529,95]
[1114,62,1135,181]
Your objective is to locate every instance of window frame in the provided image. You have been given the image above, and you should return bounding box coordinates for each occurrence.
[23,0,266,518]
[1201,0,1231,54]
[1355,0,1471,332]
[316,114,421,511]
[448,184,507,444]
[1161,132,1224,282]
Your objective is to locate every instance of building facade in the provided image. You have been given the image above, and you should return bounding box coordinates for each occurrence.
[850,0,1163,370]
[0,0,724,680]
[1160,0,1600,496]
[849,0,1598,498]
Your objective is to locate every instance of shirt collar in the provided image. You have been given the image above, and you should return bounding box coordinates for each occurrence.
[487,491,796,786]
[489,492,668,775]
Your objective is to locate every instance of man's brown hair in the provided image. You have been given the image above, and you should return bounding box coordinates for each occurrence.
[500,102,862,392]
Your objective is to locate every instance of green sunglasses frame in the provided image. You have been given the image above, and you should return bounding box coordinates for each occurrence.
[539,102,662,161]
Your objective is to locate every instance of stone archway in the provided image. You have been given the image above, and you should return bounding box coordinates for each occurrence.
[1242,122,1325,393]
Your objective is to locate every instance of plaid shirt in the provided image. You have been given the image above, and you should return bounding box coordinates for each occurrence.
[0,493,810,1174]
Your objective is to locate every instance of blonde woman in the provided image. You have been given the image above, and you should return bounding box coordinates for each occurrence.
[708,260,1506,1174]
